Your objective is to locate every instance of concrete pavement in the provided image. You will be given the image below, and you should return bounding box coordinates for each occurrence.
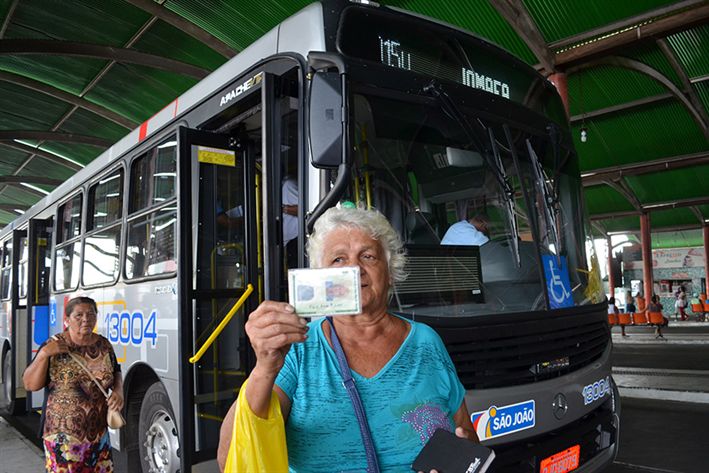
[0,416,44,473]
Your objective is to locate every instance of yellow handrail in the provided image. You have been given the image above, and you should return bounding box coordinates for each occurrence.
[189,284,254,364]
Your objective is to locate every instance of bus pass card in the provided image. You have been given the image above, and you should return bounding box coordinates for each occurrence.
[288,267,361,317]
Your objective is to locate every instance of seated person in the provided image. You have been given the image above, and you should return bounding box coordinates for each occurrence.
[648,295,669,337]
[441,213,490,246]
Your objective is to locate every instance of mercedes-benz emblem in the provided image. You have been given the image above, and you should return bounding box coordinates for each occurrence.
[552,393,568,420]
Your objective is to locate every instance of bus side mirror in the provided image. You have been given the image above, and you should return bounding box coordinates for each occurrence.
[308,71,343,169]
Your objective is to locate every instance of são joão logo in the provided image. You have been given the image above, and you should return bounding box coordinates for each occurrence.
[471,400,535,441]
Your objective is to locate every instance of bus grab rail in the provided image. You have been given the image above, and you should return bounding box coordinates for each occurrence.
[189,284,254,364]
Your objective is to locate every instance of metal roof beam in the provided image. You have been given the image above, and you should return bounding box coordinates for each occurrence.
[0,203,28,212]
[606,223,704,234]
[603,179,642,211]
[549,0,706,51]
[0,142,81,171]
[0,176,64,186]
[554,3,709,67]
[123,0,236,58]
[590,196,709,220]
[0,0,19,39]
[0,39,210,79]
[656,38,709,138]
[581,151,709,186]
[0,71,135,129]
[568,56,708,139]
[691,74,709,84]
[569,93,673,124]
[489,0,555,73]
[690,206,705,224]
[0,130,111,147]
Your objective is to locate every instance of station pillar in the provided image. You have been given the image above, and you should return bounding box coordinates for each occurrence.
[640,213,653,300]
[548,72,569,117]
[704,225,709,296]
[607,236,616,298]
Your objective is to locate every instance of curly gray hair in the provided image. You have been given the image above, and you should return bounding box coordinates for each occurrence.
[306,205,407,284]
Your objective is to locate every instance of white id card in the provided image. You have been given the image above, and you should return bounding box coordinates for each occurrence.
[288,266,361,317]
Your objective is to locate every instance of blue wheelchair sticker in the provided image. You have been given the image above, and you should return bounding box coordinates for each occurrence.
[542,255,573,309]
[49,299,57,326]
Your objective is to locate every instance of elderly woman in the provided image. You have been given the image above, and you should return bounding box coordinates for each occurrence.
[218,206,476,472]
[23,296,123,472]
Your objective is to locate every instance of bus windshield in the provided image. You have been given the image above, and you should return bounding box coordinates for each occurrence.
[346,82,602,318]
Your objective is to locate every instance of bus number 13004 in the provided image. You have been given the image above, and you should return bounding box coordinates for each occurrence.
[104,310,158,347]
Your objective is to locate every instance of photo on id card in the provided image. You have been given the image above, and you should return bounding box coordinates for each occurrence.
[288,266,361,317]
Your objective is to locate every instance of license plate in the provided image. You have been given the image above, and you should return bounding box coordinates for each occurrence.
[540,445,580,473]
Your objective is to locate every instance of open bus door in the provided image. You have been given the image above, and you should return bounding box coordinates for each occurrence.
[177,122,264,468]
[26,218,53,410]
[0,229,28,415]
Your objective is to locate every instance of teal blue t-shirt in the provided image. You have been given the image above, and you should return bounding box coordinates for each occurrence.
[275,316,465,473]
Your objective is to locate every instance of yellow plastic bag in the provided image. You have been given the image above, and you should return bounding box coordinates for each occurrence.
[224,379,289,473]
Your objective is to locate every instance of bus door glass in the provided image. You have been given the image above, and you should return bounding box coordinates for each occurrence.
[27,218,53,409]
[9,229,27,411]
[180,121,259,460]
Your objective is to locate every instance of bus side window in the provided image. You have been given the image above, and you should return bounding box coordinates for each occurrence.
[17,236,28,299]
[54,194,82,292]
[83,168,123,286]
[1,240,11,300]
[126,137,177,280]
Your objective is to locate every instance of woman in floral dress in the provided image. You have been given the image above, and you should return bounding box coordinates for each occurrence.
[23,296,123,472]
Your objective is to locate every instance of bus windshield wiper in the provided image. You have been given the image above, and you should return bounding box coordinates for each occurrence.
[488,128,521,267]
[423,81,521,263]
[527,139,562,254]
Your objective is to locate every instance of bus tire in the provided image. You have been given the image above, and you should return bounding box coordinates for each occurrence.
[139,382,180,473]
[0,347,17,415]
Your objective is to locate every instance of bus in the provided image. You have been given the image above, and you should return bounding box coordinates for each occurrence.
[0,1,618,472]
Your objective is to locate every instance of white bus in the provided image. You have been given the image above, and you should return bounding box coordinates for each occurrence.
[0,1,618,472]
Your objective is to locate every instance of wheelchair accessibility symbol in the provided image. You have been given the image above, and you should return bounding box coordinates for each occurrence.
[542,255,573,308]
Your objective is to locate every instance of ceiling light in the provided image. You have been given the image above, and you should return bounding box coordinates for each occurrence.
[580,127,588,143]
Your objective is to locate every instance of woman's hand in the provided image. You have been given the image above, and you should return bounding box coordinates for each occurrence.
[454,425,478,442]
[107,389,124,411]
[417,427,479,473]
[245,301,308,377]
[41,336,69,358]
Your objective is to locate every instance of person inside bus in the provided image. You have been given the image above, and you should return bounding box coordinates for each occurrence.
[22,296,123,472]
[217,205,478,472]
[282,172,299,269]
[440,212,490,246]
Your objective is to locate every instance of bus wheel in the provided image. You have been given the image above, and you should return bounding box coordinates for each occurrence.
[0,348,14,415]
[139,382,180,473]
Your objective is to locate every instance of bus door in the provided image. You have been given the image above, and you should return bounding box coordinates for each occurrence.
[27,218,53,410]
[178,125,262,466]
[1,229,28,415]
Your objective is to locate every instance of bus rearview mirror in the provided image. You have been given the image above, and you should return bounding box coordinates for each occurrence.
[308,72,343,169]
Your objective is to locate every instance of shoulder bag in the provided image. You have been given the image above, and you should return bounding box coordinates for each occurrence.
[66,348,125,430]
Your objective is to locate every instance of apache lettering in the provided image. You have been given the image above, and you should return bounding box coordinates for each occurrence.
[220,72,263,106]
[461,67,510,99]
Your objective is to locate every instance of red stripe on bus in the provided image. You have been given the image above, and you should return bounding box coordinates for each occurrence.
[139,121,149,141]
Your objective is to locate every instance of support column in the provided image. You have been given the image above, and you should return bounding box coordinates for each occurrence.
[607,236,616,298]
[640,213,653,301]
[704,225,709,296]
[548,72,569,117]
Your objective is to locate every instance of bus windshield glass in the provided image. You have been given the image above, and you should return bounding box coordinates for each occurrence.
[345,83,602,318]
